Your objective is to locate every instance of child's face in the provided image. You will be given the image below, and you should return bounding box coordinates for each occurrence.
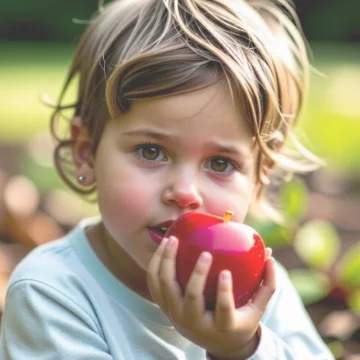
[93,80,258,271]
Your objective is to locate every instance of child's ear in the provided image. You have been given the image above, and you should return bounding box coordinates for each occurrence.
[71,117,95,186]
[71,117,92,166]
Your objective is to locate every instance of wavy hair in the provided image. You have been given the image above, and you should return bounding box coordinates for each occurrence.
[49,0,323,219]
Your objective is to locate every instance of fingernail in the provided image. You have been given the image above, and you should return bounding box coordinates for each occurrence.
[221,271,231,281]
[166,236,175,248]
[200,252,210,263]
[266,248,272,257]
[161,238,169,246]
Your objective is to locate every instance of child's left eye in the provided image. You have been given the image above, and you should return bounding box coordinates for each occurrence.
[204,157,235,174]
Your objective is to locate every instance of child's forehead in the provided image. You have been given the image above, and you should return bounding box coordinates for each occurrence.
[109,81,254,149]
[126,80,245,122]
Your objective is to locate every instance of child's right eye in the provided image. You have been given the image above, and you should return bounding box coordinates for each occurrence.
[136,144,167,162]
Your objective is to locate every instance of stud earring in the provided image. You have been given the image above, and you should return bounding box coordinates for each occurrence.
[78,175,86,183]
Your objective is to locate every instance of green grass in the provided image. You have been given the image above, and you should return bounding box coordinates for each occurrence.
[297,43,360,172]
[0,43,74,140]
[1,42,360,173]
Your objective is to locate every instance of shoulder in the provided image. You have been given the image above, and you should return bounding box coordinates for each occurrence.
[8,233,78,291]
[261,258,305,322]
[8,218,100,292]
[5,227,99,326]
[0,231,112,359]
[262,259,294,314]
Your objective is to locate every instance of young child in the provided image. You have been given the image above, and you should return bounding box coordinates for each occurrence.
[0,0,335,359]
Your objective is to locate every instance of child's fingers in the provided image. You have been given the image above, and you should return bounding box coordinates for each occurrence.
[249,257,276,315]
[182,252,212,324]
[147,237,170,311]
[159,236,182,313]
[214,270,236,332]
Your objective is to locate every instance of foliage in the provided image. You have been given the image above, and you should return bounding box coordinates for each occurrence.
[251,176,360,315]
[292,220,360,315]
[1,43,359,173]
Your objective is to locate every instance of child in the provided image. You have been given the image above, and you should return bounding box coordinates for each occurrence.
[0,0,334,359]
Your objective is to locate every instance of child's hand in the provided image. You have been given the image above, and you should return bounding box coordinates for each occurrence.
[147,236,276,360]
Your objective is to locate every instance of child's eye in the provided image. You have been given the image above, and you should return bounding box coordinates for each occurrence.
[136,144,167,162]
[205,157,235,174]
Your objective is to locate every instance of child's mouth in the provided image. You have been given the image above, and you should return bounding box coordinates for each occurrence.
[156,227,168,234]
[148,221,174,245]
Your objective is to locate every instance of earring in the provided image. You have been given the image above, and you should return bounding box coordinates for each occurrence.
[78,175,86,183]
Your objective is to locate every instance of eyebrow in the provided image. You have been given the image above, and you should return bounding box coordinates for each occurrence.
[206,142,250,157]
[121,129,170,140]
[121,129,251,158]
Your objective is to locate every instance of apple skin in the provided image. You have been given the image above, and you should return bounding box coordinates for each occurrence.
[165,212,266,310]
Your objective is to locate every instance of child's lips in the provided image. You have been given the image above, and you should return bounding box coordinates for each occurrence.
[148,228,165,245]
[148,220,174,245]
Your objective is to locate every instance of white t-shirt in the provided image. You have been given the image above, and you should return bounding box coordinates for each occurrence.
[0,218,334,359]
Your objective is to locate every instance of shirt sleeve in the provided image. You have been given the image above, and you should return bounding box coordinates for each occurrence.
[0,279,113,360]
[248,263,335,360]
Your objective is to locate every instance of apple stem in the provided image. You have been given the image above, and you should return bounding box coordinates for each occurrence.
[223,211,233,222]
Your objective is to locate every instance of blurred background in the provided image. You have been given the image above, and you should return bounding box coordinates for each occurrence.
[0,1,359,358]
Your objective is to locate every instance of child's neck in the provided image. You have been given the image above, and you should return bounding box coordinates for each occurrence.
[85,222,154,303]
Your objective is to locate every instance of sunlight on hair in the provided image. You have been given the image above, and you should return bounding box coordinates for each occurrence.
[47,0,325,221]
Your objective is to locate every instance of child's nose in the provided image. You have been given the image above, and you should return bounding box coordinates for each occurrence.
[161,179,203,210]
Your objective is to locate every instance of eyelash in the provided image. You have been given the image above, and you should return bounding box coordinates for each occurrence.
[206,156,239,177]
[135,142,167,164]
[134,142,240,177]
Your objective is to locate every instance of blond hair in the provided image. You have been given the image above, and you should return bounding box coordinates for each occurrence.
[50,0,323,219]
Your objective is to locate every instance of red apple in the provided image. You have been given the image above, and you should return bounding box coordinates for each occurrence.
[165,211,266,310]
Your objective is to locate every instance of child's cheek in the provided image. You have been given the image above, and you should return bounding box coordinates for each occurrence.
[98,172,154,230]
